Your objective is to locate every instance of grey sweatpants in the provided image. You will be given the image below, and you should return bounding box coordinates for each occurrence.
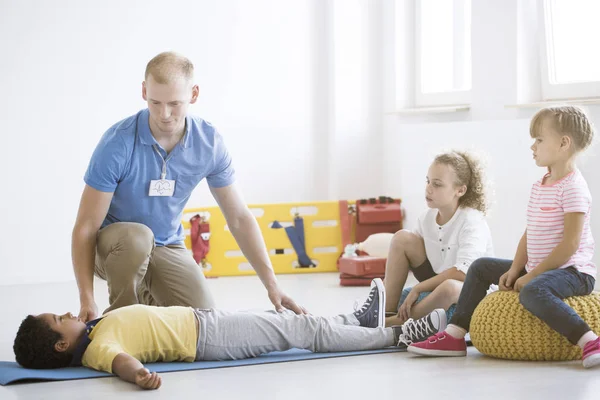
[193,309,395,361]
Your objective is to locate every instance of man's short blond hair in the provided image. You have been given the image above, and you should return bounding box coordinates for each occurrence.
[145,51,194,84]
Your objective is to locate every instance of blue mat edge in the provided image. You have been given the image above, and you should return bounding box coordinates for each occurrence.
[1,348,404,385]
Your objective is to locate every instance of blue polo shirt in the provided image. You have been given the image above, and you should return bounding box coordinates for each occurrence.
[84,109,235,246]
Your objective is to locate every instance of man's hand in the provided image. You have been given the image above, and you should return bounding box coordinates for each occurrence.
[514,273,535,293]
[78,301,98,322]
[135,368,162,390]
[499,268,521,291]
[267,285,307,314]
[398,287,420,322]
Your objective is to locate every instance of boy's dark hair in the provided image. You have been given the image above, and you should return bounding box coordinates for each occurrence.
[13,315,73,369]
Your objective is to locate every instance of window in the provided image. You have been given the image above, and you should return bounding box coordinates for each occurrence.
[415,0,471,106]
[540,0,600,100]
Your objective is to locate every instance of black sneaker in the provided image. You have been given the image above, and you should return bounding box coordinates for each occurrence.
[395,308,447,347]
[353,278,385,328]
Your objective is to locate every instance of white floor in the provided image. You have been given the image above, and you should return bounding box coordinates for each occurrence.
[1,273,599,400]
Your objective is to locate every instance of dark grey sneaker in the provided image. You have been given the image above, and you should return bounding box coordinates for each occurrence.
[395,308,447,347]
[353,278,385,328]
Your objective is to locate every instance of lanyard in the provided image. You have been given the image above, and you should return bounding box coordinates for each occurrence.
[152,145,174,180]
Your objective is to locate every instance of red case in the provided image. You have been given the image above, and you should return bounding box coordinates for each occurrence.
[340,276,371,286]
[340,278,373,287]
[337,198,402,286]
[354,199,402,243]
[357,201,402,224]
[338,256,386,276]
[339,272,384,286]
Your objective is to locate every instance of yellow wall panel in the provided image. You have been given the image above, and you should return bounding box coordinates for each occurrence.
[182,201,345,277]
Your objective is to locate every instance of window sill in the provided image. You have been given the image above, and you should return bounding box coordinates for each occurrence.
[388,104,471,115]
[505,98,600,109]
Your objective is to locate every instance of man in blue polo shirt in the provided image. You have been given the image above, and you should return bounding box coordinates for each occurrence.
[72,52,304,322]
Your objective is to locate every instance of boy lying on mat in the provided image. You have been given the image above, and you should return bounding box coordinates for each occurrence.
[13,279,445,390]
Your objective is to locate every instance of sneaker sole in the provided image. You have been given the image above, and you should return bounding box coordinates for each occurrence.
[371,278,386,328]
[583,354,600,369]
[407,345,466,357]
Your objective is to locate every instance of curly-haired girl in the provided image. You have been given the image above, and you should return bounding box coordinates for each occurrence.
[383,150,494,337]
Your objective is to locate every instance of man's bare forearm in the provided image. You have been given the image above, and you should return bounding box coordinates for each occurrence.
[72,225,97,303]
[227,210,278,290]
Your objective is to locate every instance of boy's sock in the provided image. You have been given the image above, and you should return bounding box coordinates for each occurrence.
[445,324,467,339]
[392,325,403,344]
[578,331,599,349]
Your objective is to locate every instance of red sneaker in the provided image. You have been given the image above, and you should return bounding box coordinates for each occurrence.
[583,337,600,369]
[407,331,467,357]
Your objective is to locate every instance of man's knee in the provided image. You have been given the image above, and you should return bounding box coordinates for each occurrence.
[99,222,154,255]
[98,223,154,276]
[124,224,154,254]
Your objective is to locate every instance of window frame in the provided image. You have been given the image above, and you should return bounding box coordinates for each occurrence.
[538,0,600,100]
[414,0,472,107]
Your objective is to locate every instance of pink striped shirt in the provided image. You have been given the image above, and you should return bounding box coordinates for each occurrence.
[526,169,596,277]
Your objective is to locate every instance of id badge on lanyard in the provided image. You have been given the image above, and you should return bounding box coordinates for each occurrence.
[149,145,176,197]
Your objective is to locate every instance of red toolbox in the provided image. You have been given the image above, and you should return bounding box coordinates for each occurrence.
[355,197,402,243]
[339,272,385,286]
[337,197,402,286]
[338,256,386,276]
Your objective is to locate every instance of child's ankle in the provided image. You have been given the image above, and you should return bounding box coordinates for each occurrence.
[577,331,599,349]
[385,315,404,328]
[445,324,467,339]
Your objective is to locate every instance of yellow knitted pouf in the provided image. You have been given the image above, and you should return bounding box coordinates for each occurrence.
[470,291,600,361]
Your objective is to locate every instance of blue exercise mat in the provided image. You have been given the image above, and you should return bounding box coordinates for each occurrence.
[0,348,403,385]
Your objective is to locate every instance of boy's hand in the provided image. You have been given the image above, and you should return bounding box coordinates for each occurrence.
[135,368,162,390]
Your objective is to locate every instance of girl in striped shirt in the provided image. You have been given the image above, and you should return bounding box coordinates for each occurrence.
[407,106,600,369]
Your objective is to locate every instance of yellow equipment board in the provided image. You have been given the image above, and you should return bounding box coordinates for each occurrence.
[182,201,344,277]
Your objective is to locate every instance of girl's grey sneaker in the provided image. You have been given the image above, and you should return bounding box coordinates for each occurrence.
[393,308,447,347]
[353,278,386,328]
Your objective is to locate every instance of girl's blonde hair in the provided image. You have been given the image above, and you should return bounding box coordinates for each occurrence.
[530,106,595,152]
[434,151,488,214]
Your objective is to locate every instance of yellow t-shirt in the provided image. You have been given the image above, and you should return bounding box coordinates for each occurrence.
[82,305,198,373]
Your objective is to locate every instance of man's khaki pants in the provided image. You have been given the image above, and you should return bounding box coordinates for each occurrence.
[95,222,215,314]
